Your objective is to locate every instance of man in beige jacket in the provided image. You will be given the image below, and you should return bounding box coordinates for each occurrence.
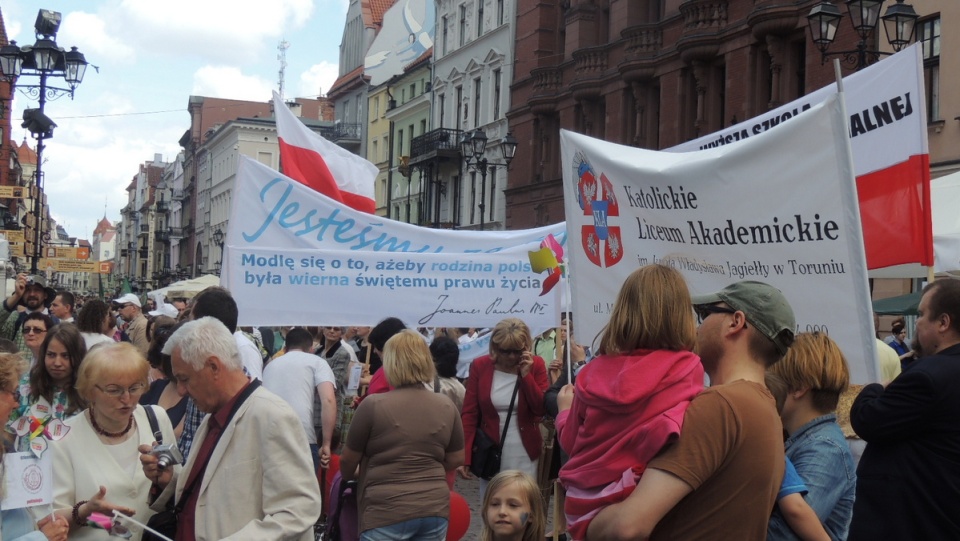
[141,316,321,541]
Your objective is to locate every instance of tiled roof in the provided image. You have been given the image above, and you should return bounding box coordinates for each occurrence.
[404,47,433,72]
[16,139,37,165]
[365,0,395,28]
[329,65,367,95]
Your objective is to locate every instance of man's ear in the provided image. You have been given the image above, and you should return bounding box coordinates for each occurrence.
[206,356,221,377]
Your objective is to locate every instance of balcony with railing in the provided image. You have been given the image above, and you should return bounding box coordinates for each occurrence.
[410,128,464,166]
[168,227,184,239]
[155,229,170,243]
[156,199,169,213]
[331,123,362,151]
[172,189,185,201]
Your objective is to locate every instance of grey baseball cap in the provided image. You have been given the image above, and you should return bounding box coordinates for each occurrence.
[693,281,796,355]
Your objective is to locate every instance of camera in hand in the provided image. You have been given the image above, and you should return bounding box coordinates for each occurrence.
[151,444,183,469]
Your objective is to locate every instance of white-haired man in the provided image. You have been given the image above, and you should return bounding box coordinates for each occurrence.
[140,316,321,541]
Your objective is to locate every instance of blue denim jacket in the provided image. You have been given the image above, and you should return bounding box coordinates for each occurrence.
[767,413,857,541]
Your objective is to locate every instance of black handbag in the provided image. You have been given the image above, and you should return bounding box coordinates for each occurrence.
[143,405,178,541]
[470,375,521,480]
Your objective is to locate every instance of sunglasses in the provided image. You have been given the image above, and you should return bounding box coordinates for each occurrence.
[23,326,47,335]
[498,348,525,356]
[694,304,747,327]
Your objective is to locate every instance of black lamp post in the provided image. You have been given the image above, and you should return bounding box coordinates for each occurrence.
[807,0,919,70]
[0,9,87,274]
[460,129,517,231]
[212,227,224,276]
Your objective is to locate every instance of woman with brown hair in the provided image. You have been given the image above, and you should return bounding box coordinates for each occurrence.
[9,324,87,450]
[459,318,549,497]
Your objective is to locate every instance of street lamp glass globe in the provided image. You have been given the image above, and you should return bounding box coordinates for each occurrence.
[64,47,87,87]
[0,41,23,79]
[881,0,919,51]
[30,38,60,72]
[470,129,488,157]
[845,0,884,40]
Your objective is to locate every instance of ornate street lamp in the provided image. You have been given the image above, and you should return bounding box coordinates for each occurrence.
[807,0,919,70]
[0,9,88,274]
[212,227,225,276]
[461,129,517,231]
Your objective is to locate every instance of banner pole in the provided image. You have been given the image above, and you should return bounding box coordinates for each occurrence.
[564,272,573,384]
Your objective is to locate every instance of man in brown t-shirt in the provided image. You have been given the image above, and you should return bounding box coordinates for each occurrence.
[586,281,796,541]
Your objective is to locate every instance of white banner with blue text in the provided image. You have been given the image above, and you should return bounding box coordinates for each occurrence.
[562,94,879,384]
[223,158,565,330]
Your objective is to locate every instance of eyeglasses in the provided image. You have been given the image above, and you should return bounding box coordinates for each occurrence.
[498,348,525,356]
[694,304,747,327]
[22,326,47,335]
[0,388,17,400]
[95,383,146,397]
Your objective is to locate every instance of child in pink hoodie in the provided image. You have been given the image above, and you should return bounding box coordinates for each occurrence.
[556,265,704,540]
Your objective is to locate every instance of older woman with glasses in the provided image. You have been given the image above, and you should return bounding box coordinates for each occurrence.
[459,317,548,498]
[22,312,54,365]
[51,342,178,540]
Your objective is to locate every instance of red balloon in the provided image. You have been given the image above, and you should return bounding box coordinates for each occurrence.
[447,491,471,541]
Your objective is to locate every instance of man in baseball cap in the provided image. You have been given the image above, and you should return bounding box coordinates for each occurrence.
[588,280,795,540]
[114,293,148,355]
[0,273,60,354]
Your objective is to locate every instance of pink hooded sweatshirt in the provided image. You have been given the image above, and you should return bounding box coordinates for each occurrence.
[556,349,704,539]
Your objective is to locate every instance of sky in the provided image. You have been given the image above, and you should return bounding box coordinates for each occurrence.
[4,0,347,241]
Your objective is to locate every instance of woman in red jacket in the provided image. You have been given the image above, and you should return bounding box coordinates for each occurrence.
[458,318,549,498]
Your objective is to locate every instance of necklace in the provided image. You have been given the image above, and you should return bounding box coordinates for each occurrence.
[89,409,134,438]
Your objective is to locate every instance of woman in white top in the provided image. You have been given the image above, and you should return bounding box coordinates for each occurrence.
[51,343,177,541]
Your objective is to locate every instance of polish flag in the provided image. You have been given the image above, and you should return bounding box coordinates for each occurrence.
[671,45,932,271]
[272,91,377,213]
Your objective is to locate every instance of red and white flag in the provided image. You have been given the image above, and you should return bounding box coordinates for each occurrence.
[672,45,932,271]
[272,91,377,213]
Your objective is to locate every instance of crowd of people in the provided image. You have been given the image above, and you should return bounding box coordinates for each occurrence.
[0,267,957,541]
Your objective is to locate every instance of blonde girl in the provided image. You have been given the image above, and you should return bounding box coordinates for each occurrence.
[482,470,545,541]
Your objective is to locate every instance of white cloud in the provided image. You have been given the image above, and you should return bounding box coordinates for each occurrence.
[298,61,339,98]
[56,11,137,65]
[191,66,275,101]
[111,0,316,64]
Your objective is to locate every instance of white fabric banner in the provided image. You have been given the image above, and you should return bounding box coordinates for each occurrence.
[224,158,565,329]
[671,44,930,271]
[562,94,879,384]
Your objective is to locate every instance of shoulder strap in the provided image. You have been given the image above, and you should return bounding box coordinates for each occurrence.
[175,379,262,513]
[498,375,522,450]
[144,404,162,444]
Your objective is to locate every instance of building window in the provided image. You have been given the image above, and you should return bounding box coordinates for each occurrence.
[919,16,940,121]
[410,83,416,100]
[477,0,484,36]
[442,16,449,55]
[497,0,504,26]
[474,77,482,126]
[439,94,446,127]
[456,86,463,130]
[459,5,467,46]
[397,130,405,159]
[372,140,379,163]
[493,69,501,119]
[408,124,414,153]
[420,119,427,136]
[373,96,379,118]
